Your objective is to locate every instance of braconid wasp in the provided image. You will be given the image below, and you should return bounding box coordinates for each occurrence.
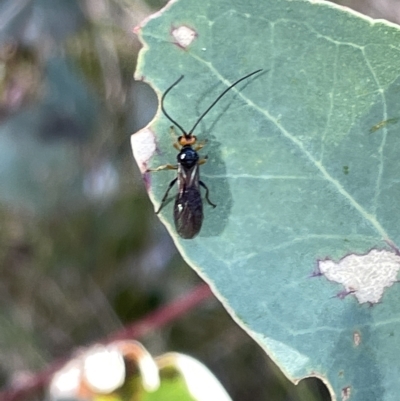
[147,69,262,239]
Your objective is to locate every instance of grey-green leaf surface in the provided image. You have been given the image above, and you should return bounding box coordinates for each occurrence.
[132,1,400,400]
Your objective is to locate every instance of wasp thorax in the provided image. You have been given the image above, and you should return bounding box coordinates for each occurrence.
[177,146,199,168]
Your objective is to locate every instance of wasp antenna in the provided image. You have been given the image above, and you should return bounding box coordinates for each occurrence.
[188,69,263,135]
[161,75,188,136]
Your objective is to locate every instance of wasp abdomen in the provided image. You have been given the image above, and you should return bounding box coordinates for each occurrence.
[174,186,203,239]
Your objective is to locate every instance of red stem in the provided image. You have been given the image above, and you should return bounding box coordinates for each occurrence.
[0,283,213,401]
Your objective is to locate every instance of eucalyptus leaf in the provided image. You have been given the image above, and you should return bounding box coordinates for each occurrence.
[132,1,400,400]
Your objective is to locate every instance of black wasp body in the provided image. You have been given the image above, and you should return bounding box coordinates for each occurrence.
[147,69,262,239]
[174,146,209,238]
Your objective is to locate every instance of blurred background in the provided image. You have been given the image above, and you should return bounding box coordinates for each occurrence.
[0,1,396,400]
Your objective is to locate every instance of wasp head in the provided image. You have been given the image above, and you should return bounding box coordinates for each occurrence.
[178,135,197,147]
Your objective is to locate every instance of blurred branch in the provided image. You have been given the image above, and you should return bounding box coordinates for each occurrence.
[0,282,213,401]
[108,282,213,341]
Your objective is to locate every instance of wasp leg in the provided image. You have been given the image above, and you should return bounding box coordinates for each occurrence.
[199,180,216,208]
[147,164,178,173]
[198,156,208,166]
[194,139,208,151]
[156,177,178,214]
[169,126,181,150]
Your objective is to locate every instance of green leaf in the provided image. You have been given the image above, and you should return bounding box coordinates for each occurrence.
[132,1,400,400]
[143,353,228,401]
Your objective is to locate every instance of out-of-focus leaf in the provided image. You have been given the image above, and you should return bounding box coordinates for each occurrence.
[49,343,229,401]
[146,353,232,401]
[0,57,99,212]
[0,0,85,45]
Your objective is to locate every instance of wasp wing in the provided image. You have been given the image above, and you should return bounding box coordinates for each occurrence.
[174,164,203,239]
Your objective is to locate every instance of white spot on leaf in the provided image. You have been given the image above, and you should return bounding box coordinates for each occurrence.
[341,386,351,401]
[353,331,361,347]
[131,128,157,173]
[319,249,400,304]
[172,26,197,48]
